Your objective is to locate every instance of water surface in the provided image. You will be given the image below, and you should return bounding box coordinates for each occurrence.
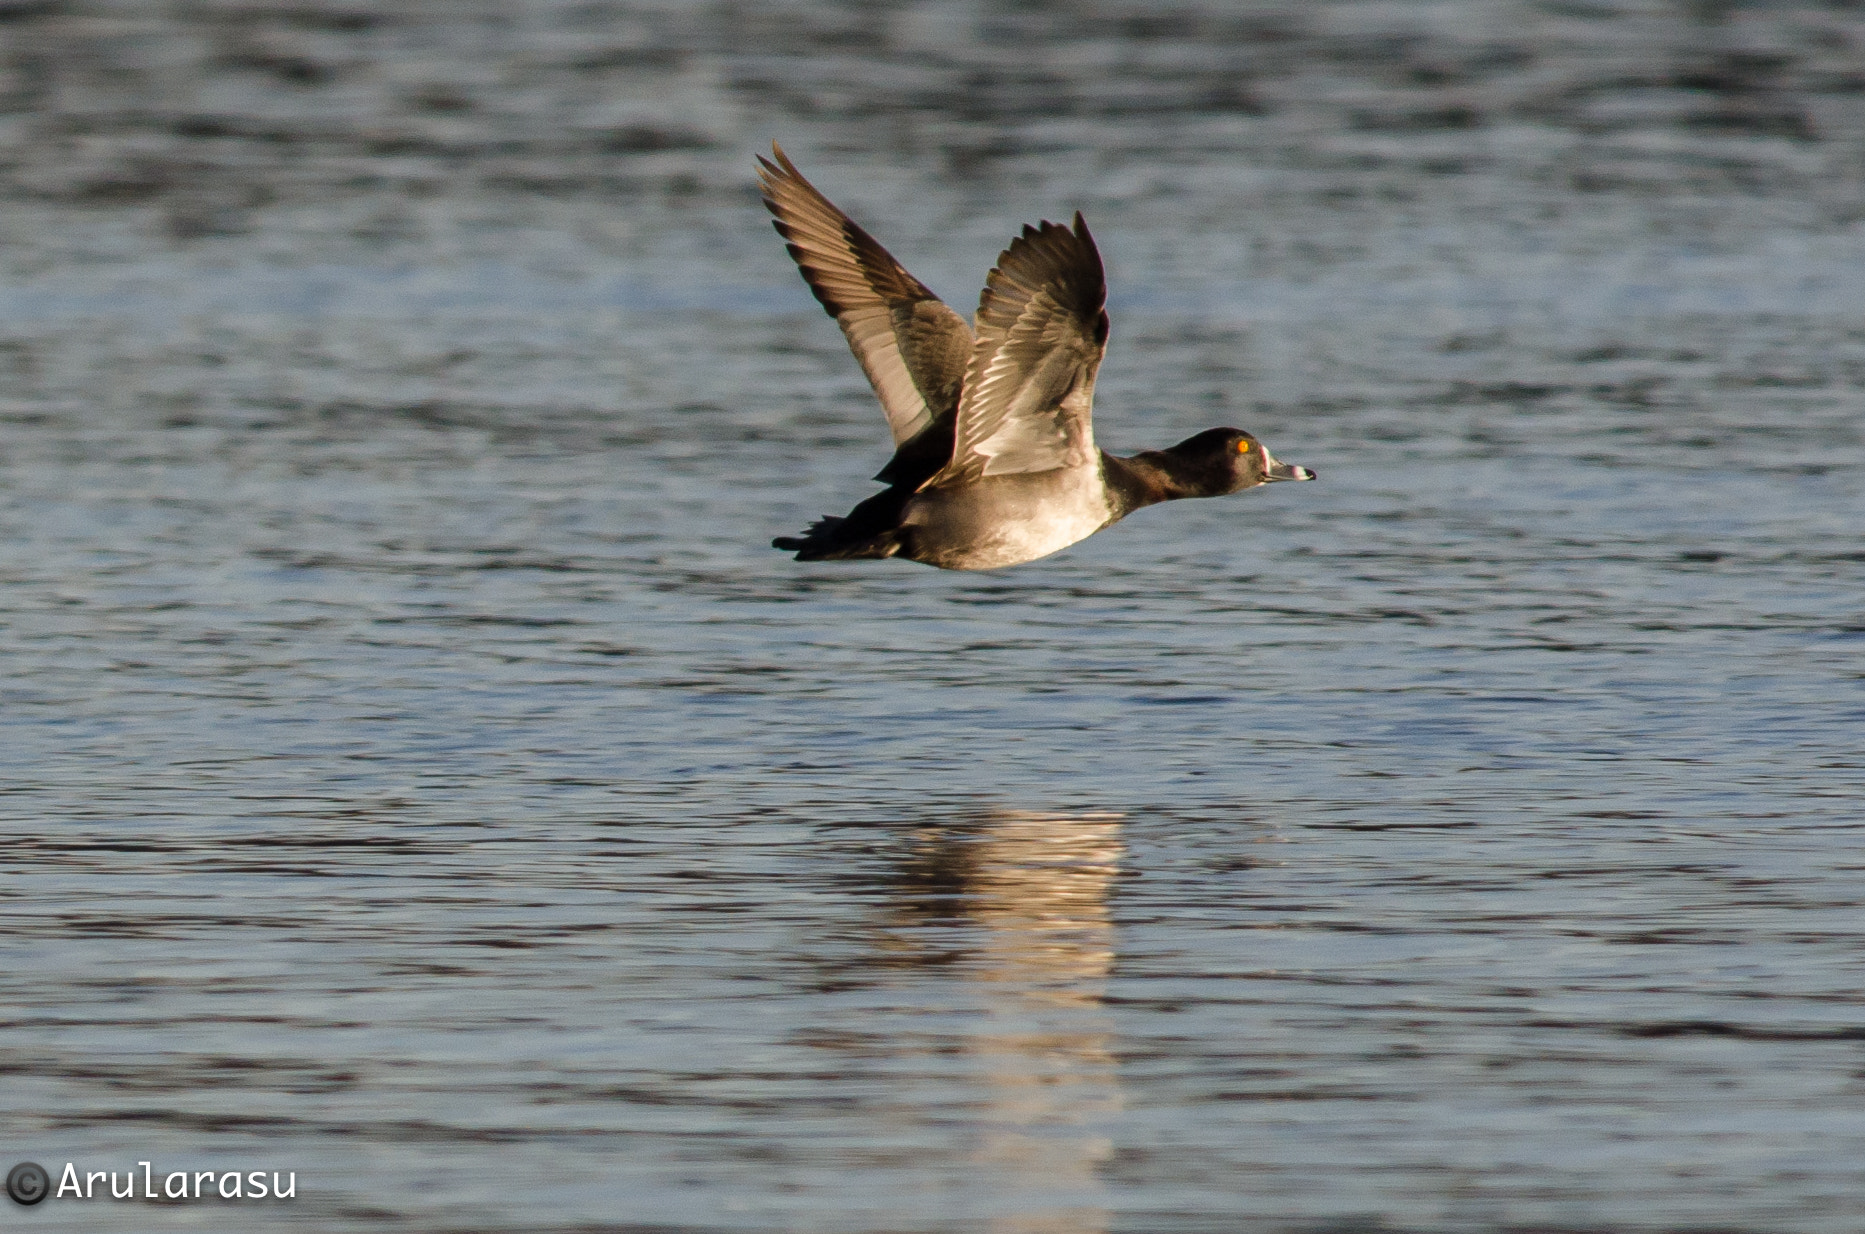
[2,2,1863,1230]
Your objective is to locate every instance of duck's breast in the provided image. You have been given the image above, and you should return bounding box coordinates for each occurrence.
[902,466,1117,570]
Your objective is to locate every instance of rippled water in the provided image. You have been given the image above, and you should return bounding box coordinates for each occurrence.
[3,2,1864,1231]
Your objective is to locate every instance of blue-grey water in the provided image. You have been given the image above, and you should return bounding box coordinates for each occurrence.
[2,2,1863,1231]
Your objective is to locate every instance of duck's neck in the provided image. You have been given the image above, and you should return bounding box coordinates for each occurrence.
[1100,449,1205,518]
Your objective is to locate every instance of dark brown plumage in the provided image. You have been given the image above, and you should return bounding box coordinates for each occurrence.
[759,144,1314,571]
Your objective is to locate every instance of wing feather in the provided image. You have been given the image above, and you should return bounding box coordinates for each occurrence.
[934,213,1108,486]
[758,145,972,447]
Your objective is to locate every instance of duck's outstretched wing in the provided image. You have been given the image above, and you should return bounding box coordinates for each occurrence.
[931,213,1108,486]
[758,144,973,449]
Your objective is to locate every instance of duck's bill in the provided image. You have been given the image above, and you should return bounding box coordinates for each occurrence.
[1265,458,1316,482]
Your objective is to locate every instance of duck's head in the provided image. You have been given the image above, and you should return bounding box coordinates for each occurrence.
[1163,427,1316,497]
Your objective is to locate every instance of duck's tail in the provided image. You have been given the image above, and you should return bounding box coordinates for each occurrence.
[772,516,902,561]
[773,492,909,561]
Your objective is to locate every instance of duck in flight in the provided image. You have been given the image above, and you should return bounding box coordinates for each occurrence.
[759,144,1314,571]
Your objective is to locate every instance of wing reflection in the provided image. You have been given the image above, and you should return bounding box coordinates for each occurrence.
[889,810,1125,1234]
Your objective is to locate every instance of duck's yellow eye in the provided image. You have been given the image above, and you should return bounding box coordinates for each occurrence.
[1235,439,1253,454]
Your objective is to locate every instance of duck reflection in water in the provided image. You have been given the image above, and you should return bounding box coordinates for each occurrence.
[882,811,1125,1234]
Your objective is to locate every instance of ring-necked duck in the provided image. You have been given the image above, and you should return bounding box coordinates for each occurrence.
[760,144,1314,571]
